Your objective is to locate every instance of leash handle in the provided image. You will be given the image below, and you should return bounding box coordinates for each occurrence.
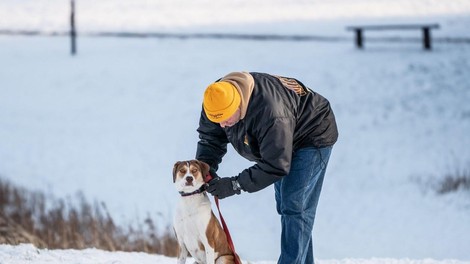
[206,174,242,264]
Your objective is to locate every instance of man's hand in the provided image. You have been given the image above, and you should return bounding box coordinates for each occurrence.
[206,177,241,199]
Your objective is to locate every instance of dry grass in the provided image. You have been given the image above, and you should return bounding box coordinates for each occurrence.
[0,178,178,256]
[436,169,470,194]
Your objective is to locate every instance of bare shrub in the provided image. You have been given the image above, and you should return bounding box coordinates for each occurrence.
[436,169,470,194]
[0,178,178,257]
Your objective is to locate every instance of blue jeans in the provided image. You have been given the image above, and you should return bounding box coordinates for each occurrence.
[275,146,332,264]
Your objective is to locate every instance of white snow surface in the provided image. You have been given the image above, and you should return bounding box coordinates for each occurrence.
[1,244,469,264]
[1,0,470,37]
[1,0,470,263]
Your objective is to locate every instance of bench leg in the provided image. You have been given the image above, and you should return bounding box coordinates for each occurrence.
[355,29,363,49]
[423,27,432,50]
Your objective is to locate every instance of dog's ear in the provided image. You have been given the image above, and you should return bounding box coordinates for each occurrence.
[173,161,183,183]
[196,160,210,180]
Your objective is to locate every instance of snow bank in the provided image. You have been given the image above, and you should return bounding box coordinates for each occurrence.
[1,244,469,264]
[1,0,470,33]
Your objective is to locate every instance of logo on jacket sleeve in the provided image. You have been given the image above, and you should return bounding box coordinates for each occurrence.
[274,75,308,96]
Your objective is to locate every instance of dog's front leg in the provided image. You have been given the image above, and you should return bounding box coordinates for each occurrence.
[205,246,216,264]
[177,243,189,264]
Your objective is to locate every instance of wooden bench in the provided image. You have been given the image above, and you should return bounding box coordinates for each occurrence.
[346,24,440,50]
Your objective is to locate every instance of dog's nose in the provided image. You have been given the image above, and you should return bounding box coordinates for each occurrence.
[185,176,193,183]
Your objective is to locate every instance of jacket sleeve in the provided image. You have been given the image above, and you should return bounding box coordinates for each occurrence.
[237,117,295,192]
[195,108,229,173]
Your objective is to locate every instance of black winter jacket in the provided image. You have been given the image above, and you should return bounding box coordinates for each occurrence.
[196,72,338,192]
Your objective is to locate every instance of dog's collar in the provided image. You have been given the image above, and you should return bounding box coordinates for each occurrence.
[179,184,207,197]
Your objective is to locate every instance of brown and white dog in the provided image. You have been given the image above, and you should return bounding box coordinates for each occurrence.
[173,160,236,264]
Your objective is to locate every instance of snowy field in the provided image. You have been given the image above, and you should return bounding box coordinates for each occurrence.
[1,244,470,264]
[1,0,470,263]
[1,0,470,35]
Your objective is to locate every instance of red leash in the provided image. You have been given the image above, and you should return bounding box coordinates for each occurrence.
[206,175,242,264]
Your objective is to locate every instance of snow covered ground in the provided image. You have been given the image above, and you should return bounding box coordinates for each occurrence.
[1,0,470,34]
[1,244,470,264]
[1,0,470,263]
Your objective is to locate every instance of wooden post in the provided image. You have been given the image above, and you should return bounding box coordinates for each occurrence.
[355,29,363,49]
[70,0,76,55]
[423,27,431,50]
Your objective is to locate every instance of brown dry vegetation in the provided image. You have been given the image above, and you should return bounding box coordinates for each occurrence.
[436,169,470,194]
[0,178,178,256]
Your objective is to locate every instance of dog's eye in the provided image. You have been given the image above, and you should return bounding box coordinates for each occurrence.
[179,169,187,174]
[191,168,198,174]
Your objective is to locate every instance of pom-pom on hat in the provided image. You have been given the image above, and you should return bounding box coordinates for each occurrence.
[203,81,241,123]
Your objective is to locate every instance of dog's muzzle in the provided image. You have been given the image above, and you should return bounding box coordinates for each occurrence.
[185,176,194,186]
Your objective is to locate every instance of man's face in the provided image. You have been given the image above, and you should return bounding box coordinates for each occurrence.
[220,108,241,128]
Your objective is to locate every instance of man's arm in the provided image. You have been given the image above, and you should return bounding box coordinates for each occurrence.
[195,108,229,174]
[237,117,295,192]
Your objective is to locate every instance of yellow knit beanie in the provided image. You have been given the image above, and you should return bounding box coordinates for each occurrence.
[203,81,241,123]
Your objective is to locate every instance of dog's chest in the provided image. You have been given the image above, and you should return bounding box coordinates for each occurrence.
[174,194,214,253]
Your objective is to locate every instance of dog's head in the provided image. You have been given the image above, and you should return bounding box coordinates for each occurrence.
[173,160,210,194]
